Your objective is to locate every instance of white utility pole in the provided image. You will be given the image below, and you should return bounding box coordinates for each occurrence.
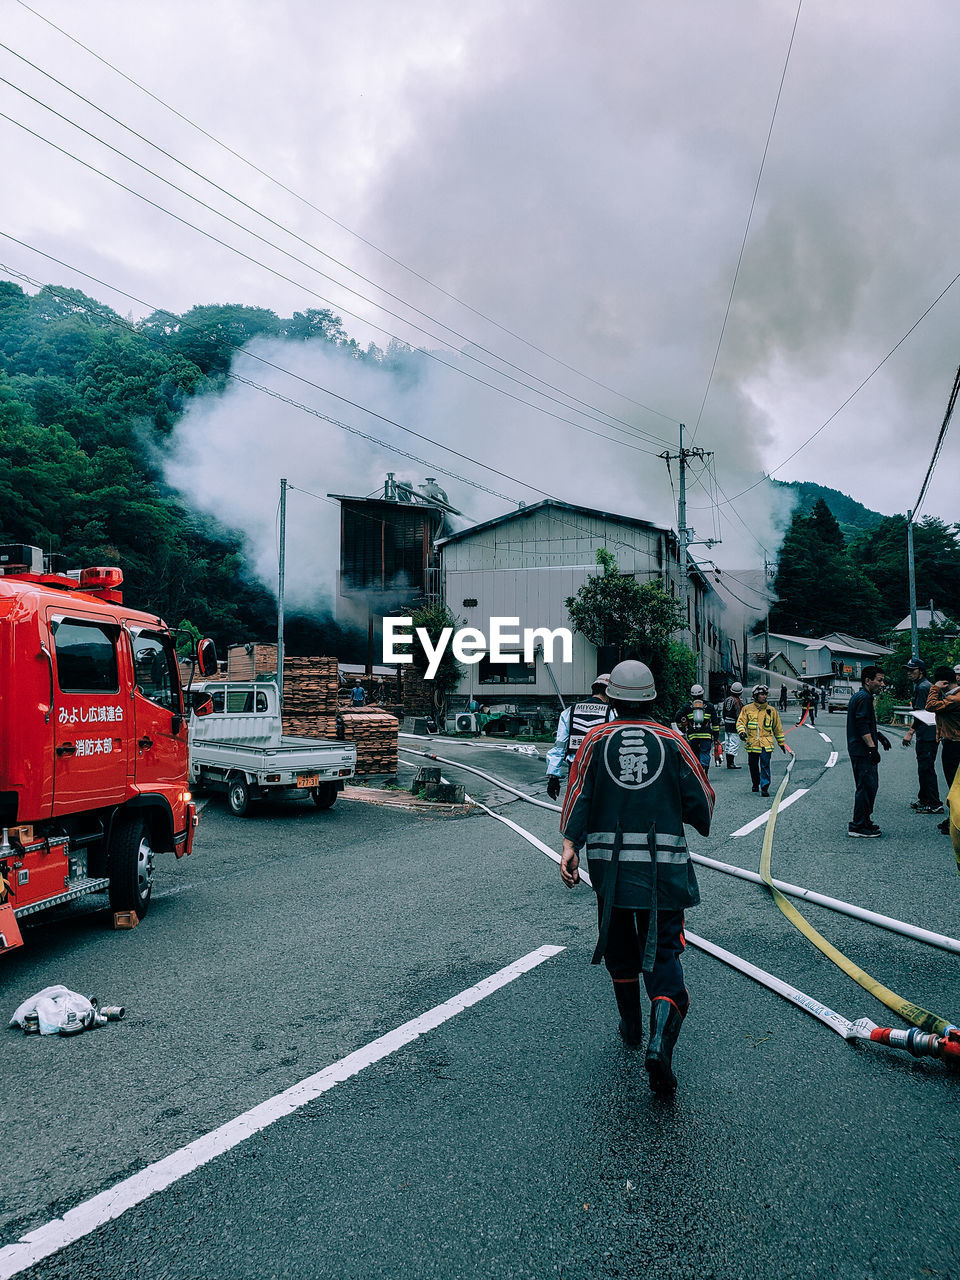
[277,477,287,707]
[660,423,717,677]
[906,509,918,660]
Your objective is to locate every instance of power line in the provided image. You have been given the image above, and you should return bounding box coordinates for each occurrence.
[710,573,770,614]
[685,452,772,559]
[687,259,960,513]
[690,0,803,443]
[912,361,960,520]
[0,48,677,449]
[5,233,740,588]
[0,248,543,503]
[12,0,680,428]
[0,104,668,463]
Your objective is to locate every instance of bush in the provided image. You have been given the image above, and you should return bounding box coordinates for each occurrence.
[875,690,896,725]
[651,641,697,723]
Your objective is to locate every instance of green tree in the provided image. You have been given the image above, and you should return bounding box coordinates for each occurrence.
[164,303,281,377]
[849,514,960,633]
[408,602,463,727]
[565,548,684,652]
[565,549,691,718]
[770,498,883,637]
[174,618,203,659]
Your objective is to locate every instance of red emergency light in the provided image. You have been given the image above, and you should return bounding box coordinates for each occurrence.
[78,566,124,601]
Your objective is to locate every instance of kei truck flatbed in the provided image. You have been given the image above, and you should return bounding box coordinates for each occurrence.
[188,681,356,816]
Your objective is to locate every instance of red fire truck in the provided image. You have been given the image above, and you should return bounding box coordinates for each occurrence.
[0,543,217,955]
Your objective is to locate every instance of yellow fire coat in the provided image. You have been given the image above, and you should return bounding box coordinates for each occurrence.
[736,701,786,752]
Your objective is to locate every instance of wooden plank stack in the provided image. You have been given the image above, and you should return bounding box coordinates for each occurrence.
[227,643,278,681]
[337,710,399,776]
[402,669,433,718]
[281,656,340,741]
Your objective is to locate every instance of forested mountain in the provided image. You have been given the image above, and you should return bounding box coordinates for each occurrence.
[769,478,885,543]
[0,281,376,655]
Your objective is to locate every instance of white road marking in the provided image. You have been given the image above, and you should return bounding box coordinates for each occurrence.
[819,732,831,743]
[731,789,808,837]
[0,945,564,1280]
[826,752,839,768]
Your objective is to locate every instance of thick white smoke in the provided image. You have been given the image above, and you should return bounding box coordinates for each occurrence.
[152,0,960,613]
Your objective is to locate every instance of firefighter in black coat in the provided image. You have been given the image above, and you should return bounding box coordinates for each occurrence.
[560,660,714,1092]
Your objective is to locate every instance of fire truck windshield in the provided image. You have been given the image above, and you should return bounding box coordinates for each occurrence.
[131,631,179,711]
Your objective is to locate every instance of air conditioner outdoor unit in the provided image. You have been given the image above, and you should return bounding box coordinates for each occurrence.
[454,713,478,733]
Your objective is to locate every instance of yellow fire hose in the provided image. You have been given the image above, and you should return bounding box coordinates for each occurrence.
[760,751,958,1039]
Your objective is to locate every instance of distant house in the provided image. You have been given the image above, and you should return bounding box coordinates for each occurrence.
[892,609,957,634]
[749,630,893,685]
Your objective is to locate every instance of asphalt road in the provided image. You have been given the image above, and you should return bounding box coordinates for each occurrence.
[1,712,958,1279]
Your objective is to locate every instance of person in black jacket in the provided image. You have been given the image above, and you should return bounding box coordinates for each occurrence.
[901,657,942,814]
[846,666,891,837]
[560,661,714,1092]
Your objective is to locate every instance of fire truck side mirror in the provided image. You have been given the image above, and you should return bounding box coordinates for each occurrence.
[191,692,214,717]
[197,638,218,678]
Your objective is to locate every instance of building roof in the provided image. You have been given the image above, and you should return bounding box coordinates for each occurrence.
[761,630,822,647]
[750,630,894,656]
[820,632,894,655]
[435,499,671,548]
[892,609,955,632]
[767,650,802,677]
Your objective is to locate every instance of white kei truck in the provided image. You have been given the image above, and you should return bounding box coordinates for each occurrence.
[188,682,356,816]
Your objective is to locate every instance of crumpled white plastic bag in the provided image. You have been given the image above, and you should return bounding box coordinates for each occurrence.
[9,985,94,1035]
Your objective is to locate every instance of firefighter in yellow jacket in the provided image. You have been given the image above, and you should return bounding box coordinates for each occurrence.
[736,684,787,796]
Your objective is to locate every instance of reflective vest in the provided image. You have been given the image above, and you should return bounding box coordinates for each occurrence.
[722,696,742,729]
[568,697,613,758]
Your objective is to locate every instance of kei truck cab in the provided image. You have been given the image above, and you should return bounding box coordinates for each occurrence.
[0,543,217,955]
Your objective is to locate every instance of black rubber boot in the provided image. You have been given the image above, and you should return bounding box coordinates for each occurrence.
[613,978,643,1047]
[726,755,741,769]
[645,997,684,1092]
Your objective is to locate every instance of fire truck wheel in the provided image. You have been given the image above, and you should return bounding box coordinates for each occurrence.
[108,816,154,916]
[227,777,251,816]
[312,783,338,810]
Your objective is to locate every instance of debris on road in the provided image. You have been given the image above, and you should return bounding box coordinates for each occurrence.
[9,985,125,1036]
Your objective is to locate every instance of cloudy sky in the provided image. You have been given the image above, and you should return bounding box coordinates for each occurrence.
[3,0,959,604]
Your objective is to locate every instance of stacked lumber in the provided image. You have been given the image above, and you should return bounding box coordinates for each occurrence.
[283,657,338,713]
[337,710,399,776]
[227,643,278,681]
[280,656,340,740]
[402,669,433,718]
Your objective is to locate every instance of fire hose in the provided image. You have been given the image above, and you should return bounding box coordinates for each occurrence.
[400,747,960,956]
[400,746,960,1065]
[760,751,959,1055]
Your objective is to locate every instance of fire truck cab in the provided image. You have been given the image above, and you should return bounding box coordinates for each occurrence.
[0,543,217,955]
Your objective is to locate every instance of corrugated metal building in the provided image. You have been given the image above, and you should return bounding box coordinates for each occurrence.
[748,630,893,683]
[438,500,728,700]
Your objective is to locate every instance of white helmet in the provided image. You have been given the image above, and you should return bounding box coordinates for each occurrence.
[730,682,743,694]
[690,684,704,698]
[607,660,657,702]
[753,683,769,697]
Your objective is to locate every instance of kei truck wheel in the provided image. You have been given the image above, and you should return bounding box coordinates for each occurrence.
[312,783,338,810]
[108,814,154,916]
[227,776,251,816]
